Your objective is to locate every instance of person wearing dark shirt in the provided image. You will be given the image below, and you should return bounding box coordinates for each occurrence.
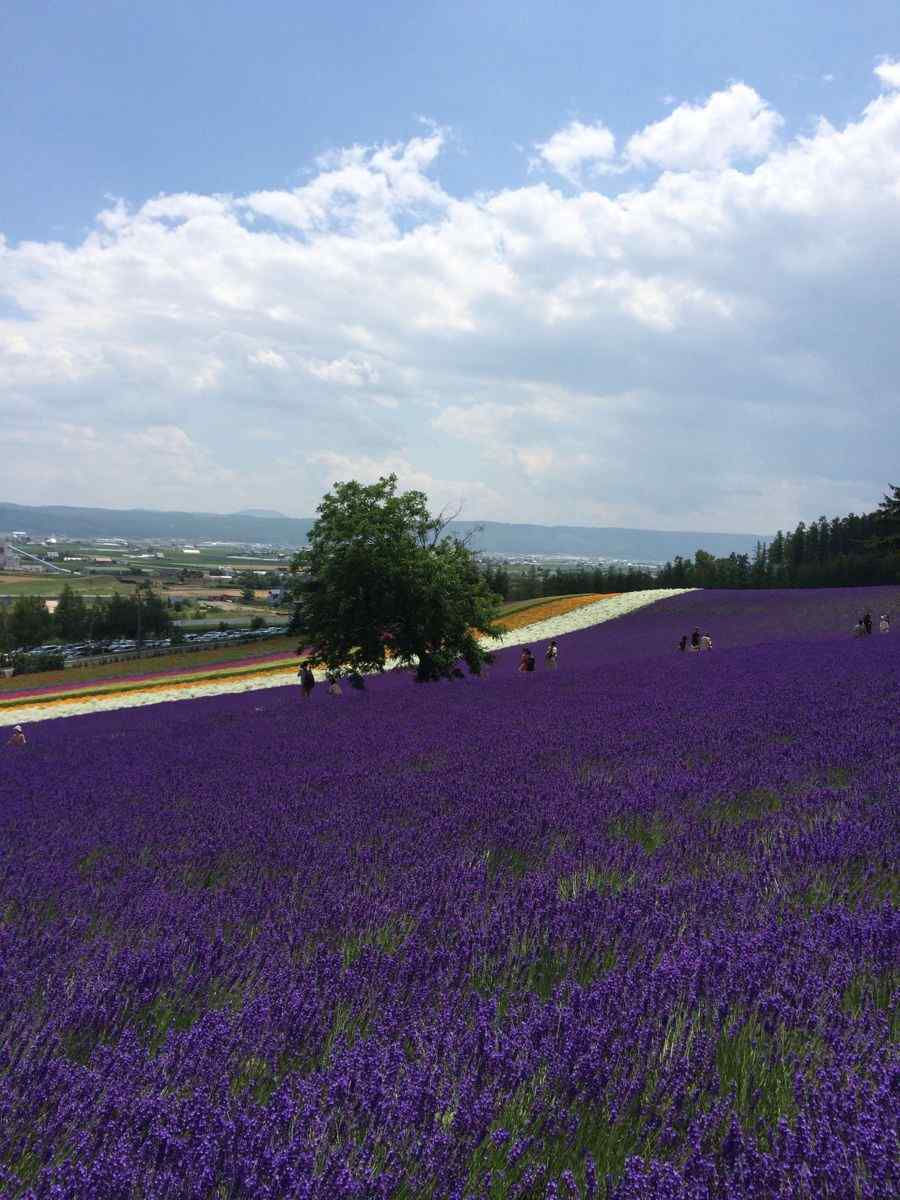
[299,663,316,698]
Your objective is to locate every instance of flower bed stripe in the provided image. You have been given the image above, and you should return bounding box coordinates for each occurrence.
[0,590,694,725]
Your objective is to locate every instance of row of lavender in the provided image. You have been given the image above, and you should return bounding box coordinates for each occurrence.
[0,588,897,1198]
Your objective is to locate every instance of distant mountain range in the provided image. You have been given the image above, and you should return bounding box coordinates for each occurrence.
[234,508,288,519]
[450,521,767,562]
[0,502,767,562]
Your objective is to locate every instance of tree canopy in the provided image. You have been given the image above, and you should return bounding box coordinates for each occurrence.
[871,482,900,553]
[290,475,502,682]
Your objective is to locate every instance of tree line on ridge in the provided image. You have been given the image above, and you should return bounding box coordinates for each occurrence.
[480,484,900,599]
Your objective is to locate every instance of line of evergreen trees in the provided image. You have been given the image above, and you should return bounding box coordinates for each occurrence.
[481,484,900,599]
[658,484,900,589]
[4,486,898,650]
[0,583,172,652]
[480,561,660,601]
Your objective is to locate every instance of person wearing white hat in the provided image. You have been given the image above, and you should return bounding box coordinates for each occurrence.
[880,614,891,634]
[6,725,26,747]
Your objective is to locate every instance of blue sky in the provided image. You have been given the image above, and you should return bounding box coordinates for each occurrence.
[2,2,900,530]
[3,0,896,245]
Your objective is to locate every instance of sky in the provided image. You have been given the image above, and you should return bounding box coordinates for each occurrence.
[2,1,900,534]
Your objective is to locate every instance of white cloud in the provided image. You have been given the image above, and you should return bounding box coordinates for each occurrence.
[3,71,900,532]
[534,120,617,184]
[304,356,379,387]
[0,423,235,507]
[432,396,567,444]
[249,349,288,370]
[516,446,556,477]
[874,58,900,90]
[241,133,448,237]
[305,451,508,517]
[625,83,782,170]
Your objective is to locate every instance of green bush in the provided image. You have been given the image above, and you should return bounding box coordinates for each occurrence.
[12,652,66,676]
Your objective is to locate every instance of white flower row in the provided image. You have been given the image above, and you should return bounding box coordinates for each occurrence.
[483,589,696,651]
[0,589,694,727]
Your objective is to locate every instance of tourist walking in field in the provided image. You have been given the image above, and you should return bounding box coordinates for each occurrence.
[690,628,701,651]
[327,673,343,696]
[852,620,865,637]
[5,725,26,747]
[863,611,873,635]
[679,634,688,652]
[880,614,890,634]
[518,647,536,673]
[545,640,559,669]
[298,663,316,698]
[700,633,713,651]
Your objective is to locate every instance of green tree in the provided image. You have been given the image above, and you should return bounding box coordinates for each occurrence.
[8,595,53,649]
[54,584,89,641]
[133,581,171,639]
[89,584,170,641]
[291,474,502,682]
[234,570,259,603]
[869,483,900,552]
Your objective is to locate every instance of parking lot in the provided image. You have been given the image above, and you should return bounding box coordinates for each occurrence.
[2,626,291,672]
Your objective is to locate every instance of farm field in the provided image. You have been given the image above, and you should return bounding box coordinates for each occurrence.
[0,573,134,597]
[0,587,897,1198]
[0,655,297,707]
[0,595,601,703]
[0,637,299,696]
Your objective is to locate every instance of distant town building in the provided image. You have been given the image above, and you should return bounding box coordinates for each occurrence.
[0,543,45,572]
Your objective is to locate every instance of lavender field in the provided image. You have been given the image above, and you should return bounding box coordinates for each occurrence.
[1,589,898,1199]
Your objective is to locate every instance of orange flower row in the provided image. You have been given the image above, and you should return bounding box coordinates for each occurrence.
[13,596,618,713]
[496,593,617,634]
